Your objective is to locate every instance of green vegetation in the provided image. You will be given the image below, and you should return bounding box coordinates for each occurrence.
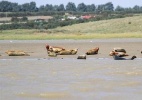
[0,15,142,40]
[0,13,136,30]
[0,1,142,17]
[1,1,142,30]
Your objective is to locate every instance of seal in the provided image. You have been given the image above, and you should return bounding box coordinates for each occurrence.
[113,55,136,60]
[86,47,99,55]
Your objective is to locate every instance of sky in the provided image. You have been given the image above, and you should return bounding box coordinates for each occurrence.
[3,0,142,8]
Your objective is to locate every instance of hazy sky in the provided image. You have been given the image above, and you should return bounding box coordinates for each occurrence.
[5,0,142,8]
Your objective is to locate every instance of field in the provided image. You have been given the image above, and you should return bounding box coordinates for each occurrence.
[0,15,142,40]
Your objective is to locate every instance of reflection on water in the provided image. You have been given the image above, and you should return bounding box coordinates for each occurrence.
[0,58,142,100]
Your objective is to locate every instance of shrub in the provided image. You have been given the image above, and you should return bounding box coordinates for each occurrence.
[21,16,28,21]
[11,17,19,22]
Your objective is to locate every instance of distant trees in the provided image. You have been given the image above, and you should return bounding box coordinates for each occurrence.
[0,1,16,12]
[115,5,142,13]
[38,4,65,12]
[133,5,142,13]
[104,2,114,11]
[0,1,37,12]
[29,2,37,12]
[66,2,76,11]
[20,2,37,12]
[0,1,142,31]
[44,4,54,11]
[95,2,114,13]
[58,4,65,11]
[0,1,142,14]
[86,4,96,12]
[38,5,45,11]
[115,6,124,11]
[77,3,87,12]
[1,0,142,31]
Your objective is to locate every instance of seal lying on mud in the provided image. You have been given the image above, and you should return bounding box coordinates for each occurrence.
[113,55,136,60]
[109,47,128,57]
[113,48,126,53]
[77,55,86,59]
[109,51,129,57]
[46,44,65,53]
[86,47,99,55]
[47,51,57,57]
[5,50,30,56]
[58,48,78,55]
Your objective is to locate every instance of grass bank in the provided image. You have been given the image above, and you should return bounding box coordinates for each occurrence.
[0,31,141,40]
[0,15,142,40]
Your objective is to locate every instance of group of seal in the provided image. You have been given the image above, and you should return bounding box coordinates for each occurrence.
[109,48,128,57]
[109,48,137,60]
[46,44,78,57]
[45,44,138,60]
[46,44,99,59]
[1,44,138,60]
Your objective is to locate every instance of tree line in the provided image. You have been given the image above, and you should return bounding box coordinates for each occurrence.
[0,1,141,30]
[0,1,142,14]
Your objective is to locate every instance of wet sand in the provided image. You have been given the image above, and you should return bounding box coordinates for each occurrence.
[0,38,142,100]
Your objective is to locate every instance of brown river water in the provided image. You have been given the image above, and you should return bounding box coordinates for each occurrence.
[0,39,142,100]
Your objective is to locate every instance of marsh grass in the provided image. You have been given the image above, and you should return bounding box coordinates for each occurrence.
[0,15,142,40]
[0,32,141,40]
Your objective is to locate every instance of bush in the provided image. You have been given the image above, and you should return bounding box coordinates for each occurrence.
[11,17,19,22]
[21,16,28,21]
